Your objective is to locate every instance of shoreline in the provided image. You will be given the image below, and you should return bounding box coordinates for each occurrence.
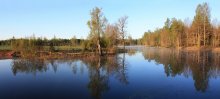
[144,46,220,52]
[1,46,220,59]
[0,50,118,59]
[179,47,220,53]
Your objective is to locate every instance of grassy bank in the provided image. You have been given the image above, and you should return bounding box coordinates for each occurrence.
[0,46,11,51]
[0,45,121,59]
[0,45,83,51]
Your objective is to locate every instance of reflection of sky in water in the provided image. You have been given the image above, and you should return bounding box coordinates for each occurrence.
[0,48,220,99]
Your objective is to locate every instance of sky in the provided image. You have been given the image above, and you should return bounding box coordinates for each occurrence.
[0,0,220,40]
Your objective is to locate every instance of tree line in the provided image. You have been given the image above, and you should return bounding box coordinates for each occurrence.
[141,2,220,48]
[0,7,140,56]
[2,2,218,56]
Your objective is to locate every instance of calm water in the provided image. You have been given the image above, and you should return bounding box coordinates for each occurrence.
[1,47,220,99]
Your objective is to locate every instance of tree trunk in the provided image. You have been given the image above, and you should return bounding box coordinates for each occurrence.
[197,33,201,47]
[97,38,102,56]
[187,32,188,47]
[204,20,206,46]
[123,39,125,51]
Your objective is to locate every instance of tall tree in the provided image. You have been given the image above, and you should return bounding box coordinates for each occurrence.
[118,16,128,50]
[192,3,212,47]
[87,7,107,56]
[184,18,192,47]
[202,3,211,46]
[212,20,220,47]
[104,24,119,49]
[170,18,185,47]
[164,18,172,47]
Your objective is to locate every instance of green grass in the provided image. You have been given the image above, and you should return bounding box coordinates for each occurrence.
[0,45,11,51]
[0,45,82,51]
[40,46,83,51]
[55,46,82,51]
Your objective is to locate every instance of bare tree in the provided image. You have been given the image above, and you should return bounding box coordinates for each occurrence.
[105,24,119,49]
[118,16,128,50]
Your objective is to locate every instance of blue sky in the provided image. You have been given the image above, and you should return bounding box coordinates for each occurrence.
[0,0,219,40]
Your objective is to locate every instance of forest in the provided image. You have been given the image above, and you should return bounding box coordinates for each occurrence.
[0,2,220,58]
[141,3,220,48]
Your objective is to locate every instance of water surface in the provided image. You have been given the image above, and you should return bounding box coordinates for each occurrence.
[1,47,220,99]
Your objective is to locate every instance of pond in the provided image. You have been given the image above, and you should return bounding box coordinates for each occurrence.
[1,47,220,99]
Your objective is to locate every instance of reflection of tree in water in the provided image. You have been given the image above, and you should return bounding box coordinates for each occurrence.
[142,48,220,92]
[85,56,109,99]
[11,59,48,76]
[118,53,129,85]
[127,49,137,56]
[11,54,128,99]
[49,59,58,73]
[80,55,129,99]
